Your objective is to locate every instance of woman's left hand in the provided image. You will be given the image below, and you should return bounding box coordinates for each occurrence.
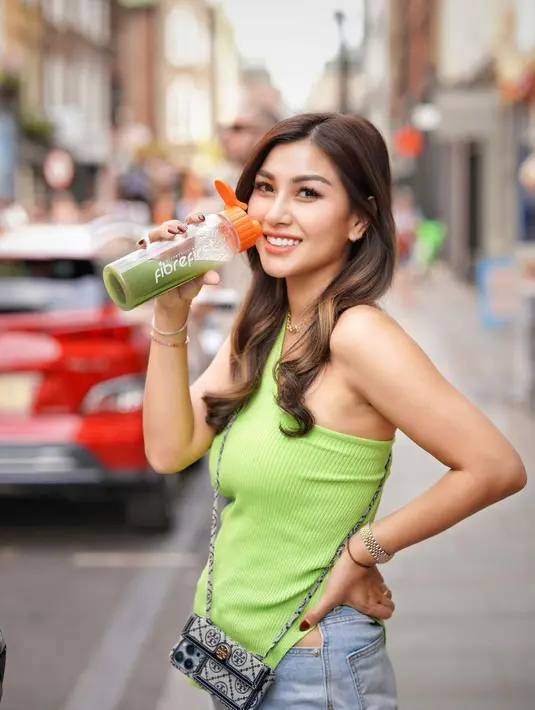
[299,547,394,631]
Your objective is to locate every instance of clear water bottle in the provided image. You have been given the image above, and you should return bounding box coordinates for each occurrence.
[102,180,262,311]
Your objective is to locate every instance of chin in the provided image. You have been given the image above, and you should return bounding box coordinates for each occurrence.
[256,242,303,279]
[258,253,299,279]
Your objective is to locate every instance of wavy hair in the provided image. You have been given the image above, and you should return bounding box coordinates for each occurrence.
[204,113,396,436]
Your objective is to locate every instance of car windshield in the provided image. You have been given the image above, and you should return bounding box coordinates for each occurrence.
[0,258,108,313]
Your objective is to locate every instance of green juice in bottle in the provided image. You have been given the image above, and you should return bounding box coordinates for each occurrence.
[102,180,262,311]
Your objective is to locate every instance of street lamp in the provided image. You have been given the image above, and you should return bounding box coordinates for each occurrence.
[334,10,349,114]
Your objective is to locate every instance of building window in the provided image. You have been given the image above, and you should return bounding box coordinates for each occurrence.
[166,77,211,144]
[165,5,210,67]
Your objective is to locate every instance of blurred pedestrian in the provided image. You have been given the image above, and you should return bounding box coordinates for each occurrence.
[143,113,526,710]
[219,106,281,175]
[50,191,81,224]
[203,106,282,299]
[392,187,418,304]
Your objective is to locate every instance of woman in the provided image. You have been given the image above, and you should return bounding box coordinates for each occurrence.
[143,114,526,709]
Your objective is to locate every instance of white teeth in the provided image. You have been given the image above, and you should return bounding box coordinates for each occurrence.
[266,236,300,247]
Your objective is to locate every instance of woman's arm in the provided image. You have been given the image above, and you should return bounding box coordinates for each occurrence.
[142,217,233,474]
[331,306,527,565]
[143,302,232,474]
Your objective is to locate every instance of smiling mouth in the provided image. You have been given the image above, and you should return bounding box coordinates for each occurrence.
[264,235,302,248]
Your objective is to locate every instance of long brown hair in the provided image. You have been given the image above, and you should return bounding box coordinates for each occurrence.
[204,113,396,436]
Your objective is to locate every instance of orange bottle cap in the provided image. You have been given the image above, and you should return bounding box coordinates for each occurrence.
[214,179,263,252]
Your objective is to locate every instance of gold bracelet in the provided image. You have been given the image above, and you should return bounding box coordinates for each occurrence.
[151,314,188,336]
[359,523,393,564]
[150,331,189,347]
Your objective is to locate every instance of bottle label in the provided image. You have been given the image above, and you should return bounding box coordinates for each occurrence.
[154,246,199,283]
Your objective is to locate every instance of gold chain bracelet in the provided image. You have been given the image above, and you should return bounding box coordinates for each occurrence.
[150,331,189,347]
[359,523,394,564]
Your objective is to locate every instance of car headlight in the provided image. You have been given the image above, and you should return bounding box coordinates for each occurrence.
[81,375,145,414]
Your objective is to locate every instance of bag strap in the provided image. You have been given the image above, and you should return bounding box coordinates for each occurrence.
[205,412,237,621]
[205,413,391,661]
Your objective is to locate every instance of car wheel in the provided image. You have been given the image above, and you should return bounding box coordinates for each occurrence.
[125,475,177,532]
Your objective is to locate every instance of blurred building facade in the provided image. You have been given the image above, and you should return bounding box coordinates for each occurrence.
[359,0,391,146]
[113,0,158,150]
[388,0,438,209]
[432,0,517,281]
[154,0,241,169]
[42,0,114,202]
[0,0,48,202]
[388,0,535,282]
[0,0,115,208]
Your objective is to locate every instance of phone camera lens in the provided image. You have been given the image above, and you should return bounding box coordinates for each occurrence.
[184,658,194,671]
[175,651,184,663]
[186,644,195,655]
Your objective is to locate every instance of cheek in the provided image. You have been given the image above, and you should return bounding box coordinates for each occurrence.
[246,195,266,223]
[300,207,349,249]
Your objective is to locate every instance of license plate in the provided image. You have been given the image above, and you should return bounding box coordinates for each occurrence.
[0,373,41,414]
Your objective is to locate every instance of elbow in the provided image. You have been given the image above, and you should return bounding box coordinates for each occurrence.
[504,456,528,496]
[487,451,527,501]
[145,445,183,475]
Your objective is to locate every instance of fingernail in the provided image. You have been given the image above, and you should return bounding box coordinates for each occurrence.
[299,620,310,632]
[197,213,205,221]
[177,224,187,231]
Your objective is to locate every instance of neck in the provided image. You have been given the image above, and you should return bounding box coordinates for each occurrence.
[285,260,344,324]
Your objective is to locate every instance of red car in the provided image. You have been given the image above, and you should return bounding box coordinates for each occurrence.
[0,224,181,530]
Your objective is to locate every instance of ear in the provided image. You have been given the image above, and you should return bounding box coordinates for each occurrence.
[348,221,368,243]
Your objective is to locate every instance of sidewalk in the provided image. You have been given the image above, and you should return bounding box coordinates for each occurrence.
[381,268,534,710]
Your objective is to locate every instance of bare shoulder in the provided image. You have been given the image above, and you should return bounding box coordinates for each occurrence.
[331,305,413,360]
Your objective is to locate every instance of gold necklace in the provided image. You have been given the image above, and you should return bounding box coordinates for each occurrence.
[286,312,312,333]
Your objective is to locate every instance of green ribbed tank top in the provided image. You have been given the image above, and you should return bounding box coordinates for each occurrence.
[192,323,394,669]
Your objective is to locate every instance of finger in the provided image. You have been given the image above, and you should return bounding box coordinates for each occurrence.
[202,270,221,286]
[164,221,187,237]
[146,221,186,244]
[378,596,395,613]
[369,600,395,620]
[383,588,392,600]
[184,213,206,225]
[299,597,336,631]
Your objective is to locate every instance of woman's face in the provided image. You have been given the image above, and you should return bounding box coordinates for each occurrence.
[247,139,362,281]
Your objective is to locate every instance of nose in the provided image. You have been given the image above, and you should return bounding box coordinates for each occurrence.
[264,192,293,227]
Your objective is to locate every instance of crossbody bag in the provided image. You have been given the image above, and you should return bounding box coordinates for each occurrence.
[170,414,391,710]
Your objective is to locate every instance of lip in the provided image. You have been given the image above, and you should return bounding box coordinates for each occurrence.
[263,233,302,255]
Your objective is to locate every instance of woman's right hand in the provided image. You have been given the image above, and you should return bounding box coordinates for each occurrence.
[144,215,221,314]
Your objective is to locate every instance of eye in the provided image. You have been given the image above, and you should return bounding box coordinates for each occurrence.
[297,186,321,199]
[253,180,274,193]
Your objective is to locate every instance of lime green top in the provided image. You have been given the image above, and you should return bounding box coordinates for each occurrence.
[193,322,394,668]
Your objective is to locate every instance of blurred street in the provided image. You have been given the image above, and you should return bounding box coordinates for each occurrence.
[1,271,533,710]
[1,1,535,709]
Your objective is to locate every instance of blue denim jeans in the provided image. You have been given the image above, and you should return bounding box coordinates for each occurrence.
[213,605,397,709]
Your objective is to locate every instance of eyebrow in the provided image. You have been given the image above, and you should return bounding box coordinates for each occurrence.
[257,169,332,186]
